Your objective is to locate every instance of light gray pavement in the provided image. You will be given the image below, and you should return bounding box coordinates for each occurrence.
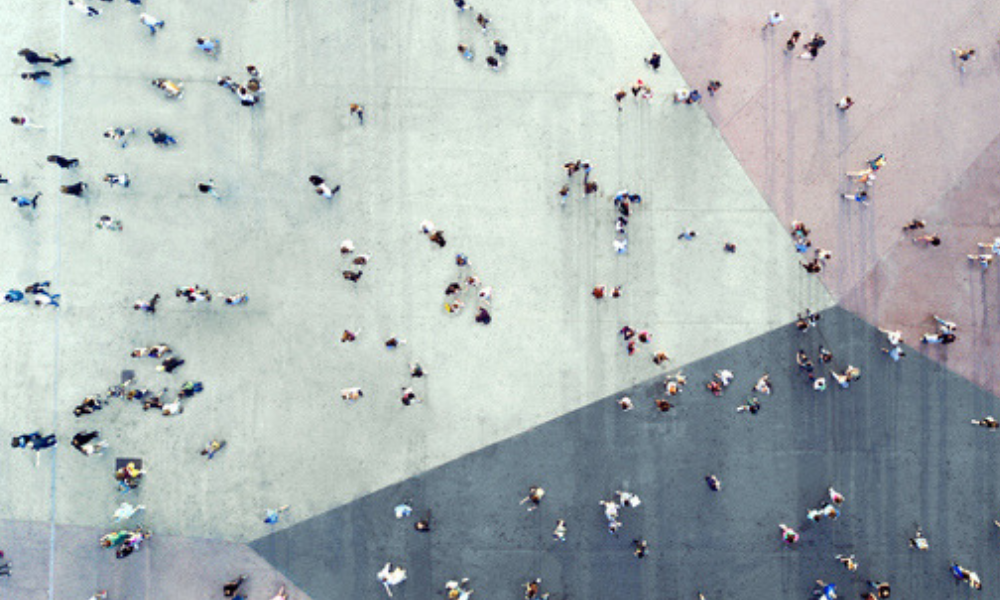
[0,0,833,562]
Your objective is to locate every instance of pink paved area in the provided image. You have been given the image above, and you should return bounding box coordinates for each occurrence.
[634,0,1000,396]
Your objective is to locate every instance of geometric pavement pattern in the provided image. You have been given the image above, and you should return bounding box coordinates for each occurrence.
[633,0,1000,398]
[1,0,997,598]
[251,306,1000,599]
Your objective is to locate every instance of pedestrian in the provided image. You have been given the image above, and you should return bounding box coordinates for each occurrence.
[813,580,837,600]
[157,356,185,373]
[113,502,145,522]
[270,585,289,600]
[552,519,567,541]
[458,44,474,61]
[151,78,184,98]
[952,47,976,72]
[912,234,941,246]
[139,12,165,34]
[841,190,869,204]
[21,70,52,85]
[0,561,10,577]
[971,416,999,429]
[18,48,72,67]
[197,180,221,198]
[902,218,926,231]
[104,126,135,148]
[377,562,407,597]
[799,33,827,59]
[10,193,40,209]
[493,39,508,56]
[475,13,489,32]
[867,580,891,598]
[103,173,130,188]
[707,80,722,95]
[785,30,801,51]
[633,539,648,558]
[762,10,784,30]
[350,103,365,125]
[341,387,363,403]
[827,486,845,505]
[950,563,982,589]
[474,306,492,324]
[69,0,101,17]
[454,0,469,11]
[10,115,43,129]
[196,37,220,55]
[523,578,547,599]
[645,51,661,70]
[308,175,340,199]
[429,230,446,247]
[47,155,79,169]
[133,293,160,313]
[60,182,88,196]
[486,55,501,71]
[263,505,289,524]
[909,527,929,550]
[968,253,992,269]
[836,96,854,111]
[617,396,634,411]
[400,387,420,406]
[678,229,697,241]
[88,591,108,599]
[200,439,226,459]
[223,575,247,597]
[519,486,545,511]
[706,475,721,491]
[71,431,108,456]
[148,128,177,146]
[779,523,799,544]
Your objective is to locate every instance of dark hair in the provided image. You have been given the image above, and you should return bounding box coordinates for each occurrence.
[309,175,323,185]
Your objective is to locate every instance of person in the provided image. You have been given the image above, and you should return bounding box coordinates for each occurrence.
[523,578,547,599]
[197,180,221,199]
[157,356,185,373]
[47,155,79,169]
[836,96,854,111]
[971,416,1000,429]
[813,580,837,600]
[103,173,130,188]
[799,33,827,59]
[201,439,226,459]
[10,115,43,129]
[270,585,289,600]
[60,182,87,197]
[909,527,929,550]
[445,578,474,600]
[0,561,11,577]
[762,10,784,30]
[263,505,289,524]
[707,80,722,95]
[645,51,661,70]
[341,387,363,403]
[223,575,247,597]
[148,128,177,146]
[867,580,890,598]
[400,387,419,406]
[968,253,992,268]
[139,12,165,35]
[836,554,858,571]
[842,190,869,204]
[882,345,905,362]
[519,486,545,511]
[105,127,135,148]
[11,193,41,209]
[11,432,57,451]
[785,30,801,51]
[458,44,474,61]
[350,103,364,125]
[21,70,52,85]
[706,475,721,491]
[903,218,926,231]
[377,562,407,597]
[493,39,508,56]
[475,12,489,32]
[151,78,183,98]
[633,539,648,558]
[71,431,107,456]
[308,175,340,198]
[779,523,798,543]
[196,37,220,55]
[486,55,501,71]
[410,362,425,378]
[18,48,72,67]
[552,519,567,541]
[69,0,101,17]
[112,502,145,522]
[952,47,976,72]
[912,234,941,246]
[134,294,160,313]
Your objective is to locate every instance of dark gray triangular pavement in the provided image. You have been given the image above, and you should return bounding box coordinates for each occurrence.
[252,307,1000,599]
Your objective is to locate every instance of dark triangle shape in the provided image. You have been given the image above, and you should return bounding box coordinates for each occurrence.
[252,306,1000,599]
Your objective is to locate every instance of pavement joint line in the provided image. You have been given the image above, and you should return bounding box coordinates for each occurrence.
[49,4,68,599]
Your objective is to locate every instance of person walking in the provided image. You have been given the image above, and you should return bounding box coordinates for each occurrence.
[47,155,79,169]
[350,103,365,125]
[11,193,41,209]
[197,180,221,198]
[68,0,101,17]
[10,115,43,130]
[308,175,340,198]
[139,12,165,34]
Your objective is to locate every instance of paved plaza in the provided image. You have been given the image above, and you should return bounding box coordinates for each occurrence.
[0,0,998,598]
